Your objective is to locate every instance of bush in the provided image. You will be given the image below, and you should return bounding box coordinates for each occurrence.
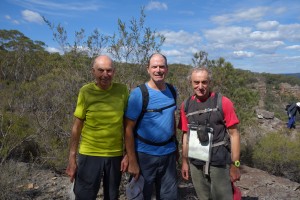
[253,131,300,182]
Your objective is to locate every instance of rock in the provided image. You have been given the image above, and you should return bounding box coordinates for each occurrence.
[256,109,274,119]
[236,165,300,200]
[2,161,300,199]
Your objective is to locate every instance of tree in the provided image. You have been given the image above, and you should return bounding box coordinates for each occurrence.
[108,7,165,87]
[192,51,210,67]
[0,29,48,82]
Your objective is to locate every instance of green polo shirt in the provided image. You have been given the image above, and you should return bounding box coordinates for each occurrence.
[74,82,128,157]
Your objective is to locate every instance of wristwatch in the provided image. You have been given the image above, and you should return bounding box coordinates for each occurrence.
[232,160,240,168]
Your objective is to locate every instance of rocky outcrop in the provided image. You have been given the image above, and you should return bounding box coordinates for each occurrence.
[279,83,300,98]
[256,109,274,119]
[236,165,300,200]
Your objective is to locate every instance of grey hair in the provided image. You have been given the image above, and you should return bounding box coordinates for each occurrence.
[187,66,212,82]
[147,53,168,67]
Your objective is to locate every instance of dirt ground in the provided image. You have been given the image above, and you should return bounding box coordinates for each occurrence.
[5,162,300,200]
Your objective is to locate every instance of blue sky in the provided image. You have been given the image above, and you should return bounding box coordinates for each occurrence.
[1,0,300,74]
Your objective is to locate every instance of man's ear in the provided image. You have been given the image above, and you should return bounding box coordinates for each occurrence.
[91,67,95,76]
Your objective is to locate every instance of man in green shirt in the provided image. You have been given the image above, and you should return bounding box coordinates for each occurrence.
[66,55,129,200]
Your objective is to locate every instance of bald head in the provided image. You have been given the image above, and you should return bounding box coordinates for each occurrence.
[92,55,114,69]
[92,55,115,90]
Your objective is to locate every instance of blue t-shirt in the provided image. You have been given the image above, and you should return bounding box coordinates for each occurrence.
[125,83,177,156]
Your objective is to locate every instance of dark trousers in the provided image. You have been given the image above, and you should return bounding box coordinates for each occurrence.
[74,154,122,200]
[137,152,178,200]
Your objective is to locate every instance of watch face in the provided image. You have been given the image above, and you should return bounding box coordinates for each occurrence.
[234,161,240,167]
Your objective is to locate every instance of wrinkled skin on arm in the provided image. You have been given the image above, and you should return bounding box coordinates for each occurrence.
[66,117,83,183]
[124,118,140,180]
[181,131,189,180]
[228,125,241,182]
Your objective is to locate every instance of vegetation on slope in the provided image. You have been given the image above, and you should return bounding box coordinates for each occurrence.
[1,9,300,199]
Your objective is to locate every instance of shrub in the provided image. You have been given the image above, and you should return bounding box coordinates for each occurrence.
[253,131,300,182]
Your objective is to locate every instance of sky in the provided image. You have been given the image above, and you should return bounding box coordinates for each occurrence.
[1,0,300,74]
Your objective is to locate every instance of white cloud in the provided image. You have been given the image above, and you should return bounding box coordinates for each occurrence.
[13,20,20,24]
[285,45,300,50]
[250,31,280,40]
[204,26,252,43]
[284,55,300,60]
[274,7,287,14]
[162,49,184,57]
[13,0,101,11]
[256,21,279,30]
[211,7,268,24]
[233,51,254,58]
[5,15,20,24]
[278,24,300,42]
[21,10,44,24]
[160,30,201,46]
[45,46,61,54]
[145,1,168,11]
[249,41,285,53]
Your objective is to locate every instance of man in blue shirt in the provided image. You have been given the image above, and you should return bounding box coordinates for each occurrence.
[124,53,178,200]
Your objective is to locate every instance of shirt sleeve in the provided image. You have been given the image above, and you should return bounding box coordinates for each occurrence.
[125,88,143,121]
[74,88,86,120]
[222,96,239,128]
[178,101,189,132]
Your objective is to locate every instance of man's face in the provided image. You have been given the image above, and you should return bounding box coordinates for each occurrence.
[147,55,168,83]
[92,57,115,90]
[191,70,210,99]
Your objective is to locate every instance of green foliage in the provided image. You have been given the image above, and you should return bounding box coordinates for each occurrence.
[208,57,259,129]
[0,112,34,163]
[262,73,300,87]
[0,8,300,185]
[253,131,300,182]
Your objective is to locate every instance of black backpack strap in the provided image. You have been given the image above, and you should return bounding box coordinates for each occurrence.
[166,83,177,104]
[215,92,226,125]
[139,83,149,114]
[136,134,176,146]
[216,92,224,118]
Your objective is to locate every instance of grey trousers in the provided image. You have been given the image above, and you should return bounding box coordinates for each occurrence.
[189,163,233,200]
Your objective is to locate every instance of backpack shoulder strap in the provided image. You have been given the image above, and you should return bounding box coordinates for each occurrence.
[166,83,177,104]
[184,96,192,114]
[216,92,224,119]
[138,83,149,113]
[135,83,177,146]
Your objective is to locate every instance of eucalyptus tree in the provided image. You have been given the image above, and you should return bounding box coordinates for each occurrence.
[108,7,165,87]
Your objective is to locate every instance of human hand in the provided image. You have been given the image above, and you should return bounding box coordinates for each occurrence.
[121,154,129,172]
[128,160,140,181]
[181,161,189,180]
[230,165,241,182]
[66,160,77,183]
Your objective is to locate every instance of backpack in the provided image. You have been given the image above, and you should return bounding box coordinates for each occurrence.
[184,93,231,175]
[184,92,223,121]
[184,92,230,150]
[134,83,177,146]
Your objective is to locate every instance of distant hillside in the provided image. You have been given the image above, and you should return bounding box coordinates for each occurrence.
[282,73,300,79]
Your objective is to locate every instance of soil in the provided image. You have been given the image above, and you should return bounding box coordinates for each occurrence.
[7,162,300,200]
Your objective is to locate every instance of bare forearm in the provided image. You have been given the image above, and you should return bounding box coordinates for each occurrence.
[229,127,240,161]
[125,133,137,162]
[181,132,188,161]
[69,118,83,161]
[124,118,137,162]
